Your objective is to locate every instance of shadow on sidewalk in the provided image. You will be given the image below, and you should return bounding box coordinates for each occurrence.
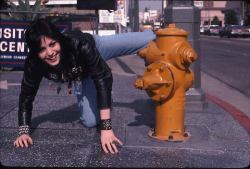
[30,104,80,131]
[29,98,156,132]
[113,99,155,128]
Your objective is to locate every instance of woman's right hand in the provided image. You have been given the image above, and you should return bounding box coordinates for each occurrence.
[14,134,33,148]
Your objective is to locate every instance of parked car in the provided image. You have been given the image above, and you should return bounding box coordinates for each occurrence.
[209,25,220,35]
[200,25,208,34]
[204,25,220,35]
[219,25,246,38]
[200,25,205,34]
[242,26,250,37]
[202,25,210,35]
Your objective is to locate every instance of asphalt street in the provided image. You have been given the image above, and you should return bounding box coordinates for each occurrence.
[200,35,250,97]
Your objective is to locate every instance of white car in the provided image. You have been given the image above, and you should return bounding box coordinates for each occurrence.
[208,25,220,35]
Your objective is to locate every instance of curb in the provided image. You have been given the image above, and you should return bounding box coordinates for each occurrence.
[206,93,250,133]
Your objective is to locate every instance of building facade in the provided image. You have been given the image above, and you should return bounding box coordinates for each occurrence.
[7,0,250,28]
[198,0,249,26]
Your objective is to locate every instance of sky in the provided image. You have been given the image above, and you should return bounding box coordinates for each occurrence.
[138,0,163,12]
[125,0,163,12]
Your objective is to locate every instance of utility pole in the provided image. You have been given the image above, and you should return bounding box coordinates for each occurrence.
[95,9,99,35]
[164,0,207,110]
[128,0,139,32]
[241,1,245,25]
[162,0,164,18]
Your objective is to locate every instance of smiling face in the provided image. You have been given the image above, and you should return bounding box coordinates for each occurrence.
[38,36,61,66]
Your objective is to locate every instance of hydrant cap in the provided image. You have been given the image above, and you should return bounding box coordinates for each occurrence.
[156,23,188,36]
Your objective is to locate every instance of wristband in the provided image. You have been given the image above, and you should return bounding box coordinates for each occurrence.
[100,119,112,130]
[18,125,30,136]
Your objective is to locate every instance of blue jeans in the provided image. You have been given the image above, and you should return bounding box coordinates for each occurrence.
[73,30,156,127]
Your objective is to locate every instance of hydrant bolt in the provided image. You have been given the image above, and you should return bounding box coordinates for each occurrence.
[134,79,144,90]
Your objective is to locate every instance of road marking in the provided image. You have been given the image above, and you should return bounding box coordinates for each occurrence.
[200,35,250,41]
[0,80,21,90]
[243,53,250,56]
[219,40,231,43]
[200,36,250,46]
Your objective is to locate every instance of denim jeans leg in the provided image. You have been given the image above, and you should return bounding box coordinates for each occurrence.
[75,30,156,127]
[75,76,100,127]
[94,30,156,61]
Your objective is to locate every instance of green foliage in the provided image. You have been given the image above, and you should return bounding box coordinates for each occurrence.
[144,7,149,12]
[0,0,10,20]
[0,0,9,9]
[245,17,250,26]
[211,16,220,25]
[143,20,153,25]
[222,9,238,25]
[1,0,50,21]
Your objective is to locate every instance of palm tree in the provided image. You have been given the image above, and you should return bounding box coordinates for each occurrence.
[0,0,9,9]
[0,0,11,19]
[1,0,50,21]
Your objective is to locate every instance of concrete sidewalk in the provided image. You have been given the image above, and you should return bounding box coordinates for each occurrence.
[0,55,249,168]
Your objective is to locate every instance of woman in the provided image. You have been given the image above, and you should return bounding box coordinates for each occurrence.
[13,18,156,154]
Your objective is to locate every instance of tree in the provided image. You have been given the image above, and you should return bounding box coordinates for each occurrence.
[245,17,250,26]
[222,9,238,25]
[1,0,50,21]
[0,0,9,9]
[143,19,153,25]
[0,0,11,19]
[144,7,150,12]
[211,16,220,25]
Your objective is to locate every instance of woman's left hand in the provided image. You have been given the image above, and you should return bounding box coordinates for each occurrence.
[100,129,123,154]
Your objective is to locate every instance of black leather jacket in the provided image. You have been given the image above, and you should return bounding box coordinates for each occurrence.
[18,30,113,126]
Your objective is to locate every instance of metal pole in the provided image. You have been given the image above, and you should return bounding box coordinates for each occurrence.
[128,0,139,32]
[128,0,133,31]
[164,0,207,111]
[134,0,139,31]
[162,0,164,18]
[242,1,245,25]
[95,9,99,35]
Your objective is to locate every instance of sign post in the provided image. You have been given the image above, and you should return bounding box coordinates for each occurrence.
[164,0,207,110]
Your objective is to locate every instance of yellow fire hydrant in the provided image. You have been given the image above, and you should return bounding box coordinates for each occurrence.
[134,23,198,141]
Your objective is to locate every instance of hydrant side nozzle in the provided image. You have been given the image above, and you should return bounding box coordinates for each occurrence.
[184,48,197,64]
